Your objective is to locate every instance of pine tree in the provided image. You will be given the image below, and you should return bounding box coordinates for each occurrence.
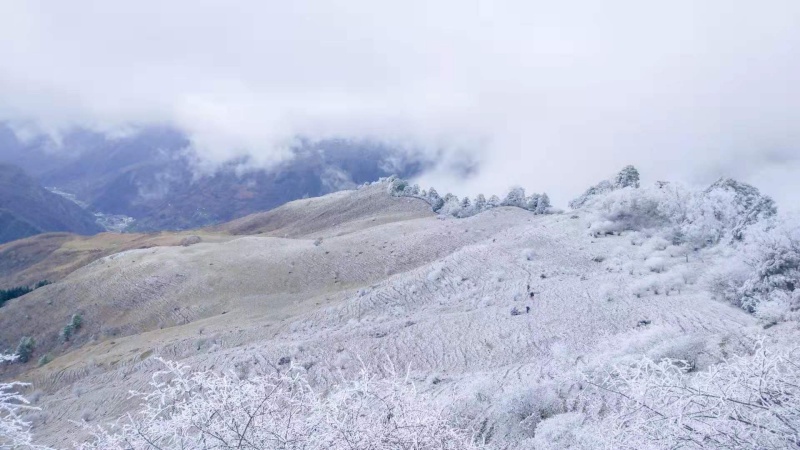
[474,194,487,212]
[536,193,551,214]
[427,188,444,212]
[15,337,35,363]
[614,165,640,189]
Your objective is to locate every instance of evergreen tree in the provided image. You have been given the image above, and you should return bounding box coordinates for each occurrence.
[502,187,526,207]
[474,194,487,212]
[524,193,541,211]
[15,337,35,363]
[427,188,444,212]
[535,193,551,214]
[614,165,640,189]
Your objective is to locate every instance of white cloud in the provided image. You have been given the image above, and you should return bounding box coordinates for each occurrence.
[0,0,799,206]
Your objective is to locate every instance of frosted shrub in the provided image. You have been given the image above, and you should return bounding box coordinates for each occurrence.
[570,180,614,209]
[79,359,478,450]
[644,256,667,273]
[754,291,799,323]
[584,186,672,238]
[1,354,42,449]
[588,339,800,449]
[639,236,670,254]
[630,275,662,297]
[576,168,776,250]
[706,216,800,316]
[705,257,752,308]
[532,412,590,450]
[587,220,622,237]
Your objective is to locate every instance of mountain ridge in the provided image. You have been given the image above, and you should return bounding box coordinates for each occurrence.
[0,164,103,244]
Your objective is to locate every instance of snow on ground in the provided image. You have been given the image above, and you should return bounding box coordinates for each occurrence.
[1,180,793,448]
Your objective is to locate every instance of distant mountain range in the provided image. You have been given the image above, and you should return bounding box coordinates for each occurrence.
[0,124,428,232]
[0,163,103,244]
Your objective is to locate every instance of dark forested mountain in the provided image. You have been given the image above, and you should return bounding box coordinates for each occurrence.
[0,164,103,243]
[0,124,429,231]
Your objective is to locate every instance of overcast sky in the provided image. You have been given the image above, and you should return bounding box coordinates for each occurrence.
[0,1,798,207]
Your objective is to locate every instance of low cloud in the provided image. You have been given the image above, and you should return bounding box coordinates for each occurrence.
[0,0,798,207]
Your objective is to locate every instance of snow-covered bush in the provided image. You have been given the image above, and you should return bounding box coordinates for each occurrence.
[1,354,42,449]
[586,339,800,449]
[531,412,590,450]
[79,359,478,450]
[569,180,614,209]
[586,187,672,237]
[707,216,800,319]
[576,167,776,250]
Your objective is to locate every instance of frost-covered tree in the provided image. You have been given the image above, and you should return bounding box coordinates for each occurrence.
[15,336,35,363]
[570,180,614,209]
[502,187,526,208]
[488,195,502,208]
[403,183,421,196]
[80,359,479,450]
[439,194,463,217]
[474,194,487,212]
[458,197,473,218]
[704,178,777,241]
[524,193,541,212]
[570,165,639,209]
[536,193,551,214]
[586,339,800,449]
[427,188,445,212]
[614,165,640,189]
[707,216,800,320]
[387,176,408,196]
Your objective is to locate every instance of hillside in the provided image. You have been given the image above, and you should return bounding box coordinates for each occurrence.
[0,183,431,289]
[0,164,102,244]
[0,175,798,449]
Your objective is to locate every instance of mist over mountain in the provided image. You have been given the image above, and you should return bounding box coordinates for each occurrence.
[0,124,430,231]
[2,2,800,449]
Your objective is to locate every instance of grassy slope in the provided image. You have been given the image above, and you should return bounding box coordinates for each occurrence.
[0,184,758,447]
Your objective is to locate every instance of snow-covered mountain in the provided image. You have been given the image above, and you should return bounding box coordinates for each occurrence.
[1,167,798,449]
